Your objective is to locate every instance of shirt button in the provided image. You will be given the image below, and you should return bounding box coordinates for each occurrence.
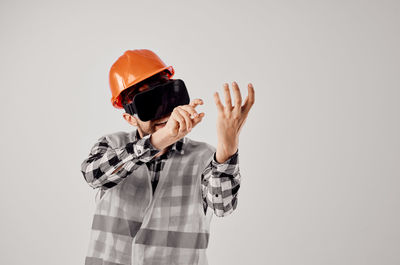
[137,149,141,154]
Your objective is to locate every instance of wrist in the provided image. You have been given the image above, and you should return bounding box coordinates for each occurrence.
[150,128,177,150]
[216,143,238,163]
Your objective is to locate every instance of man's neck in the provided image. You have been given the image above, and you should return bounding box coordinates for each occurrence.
[154,148,169,158]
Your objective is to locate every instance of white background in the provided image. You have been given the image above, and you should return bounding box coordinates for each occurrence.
[0,0,399,264]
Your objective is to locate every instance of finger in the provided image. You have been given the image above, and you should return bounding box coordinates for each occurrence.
[232,81,242,113]
[213,92,224,113]
[189,98,203,108]
[180,105,198,118]
[172,109,186,133]
[192,112,205,127]
[223,83,232,108]
[242,83,255,114]
[177,107,193,131]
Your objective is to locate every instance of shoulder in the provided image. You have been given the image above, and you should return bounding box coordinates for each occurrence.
[99,130,137,149]
[182,137,216,156]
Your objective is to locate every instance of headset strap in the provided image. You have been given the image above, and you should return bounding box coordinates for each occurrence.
[123,102,136,115]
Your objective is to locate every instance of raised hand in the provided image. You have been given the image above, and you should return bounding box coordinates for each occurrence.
[164,98,205,138]
[214,81,255,163]
[151,99,205,151]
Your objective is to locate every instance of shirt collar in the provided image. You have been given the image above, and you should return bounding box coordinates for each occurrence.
[134,129,185,155]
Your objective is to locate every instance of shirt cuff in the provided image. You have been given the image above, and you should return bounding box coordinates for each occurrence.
[211,149,239,175]
[131,134,161,162]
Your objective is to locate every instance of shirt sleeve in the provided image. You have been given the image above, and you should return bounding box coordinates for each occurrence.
[201,149,241,217]
[80,134,160,190]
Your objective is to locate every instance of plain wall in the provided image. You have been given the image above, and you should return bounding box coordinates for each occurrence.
[0,0,399,264]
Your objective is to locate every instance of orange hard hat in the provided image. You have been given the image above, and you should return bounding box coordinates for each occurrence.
[109,49,175,109]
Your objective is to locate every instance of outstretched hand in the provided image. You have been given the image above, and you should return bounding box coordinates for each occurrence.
[214,82,255,163]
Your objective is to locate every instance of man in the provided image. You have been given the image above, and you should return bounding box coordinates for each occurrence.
[81,49,255,265]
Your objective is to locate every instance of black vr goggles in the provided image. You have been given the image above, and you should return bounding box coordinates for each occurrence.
[123,79,190,122]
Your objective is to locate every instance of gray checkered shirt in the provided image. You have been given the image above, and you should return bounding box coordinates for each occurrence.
[81,129,240,216]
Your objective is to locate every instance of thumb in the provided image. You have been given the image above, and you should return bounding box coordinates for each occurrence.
[192,112,205,127]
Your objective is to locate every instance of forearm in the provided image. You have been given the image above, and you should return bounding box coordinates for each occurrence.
[201,150,241,217]
[81,134,160,189]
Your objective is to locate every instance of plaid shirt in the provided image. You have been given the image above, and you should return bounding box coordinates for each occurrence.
[81,129,240,217]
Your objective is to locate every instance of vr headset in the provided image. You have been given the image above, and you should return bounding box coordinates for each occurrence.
[123,79,190,122]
